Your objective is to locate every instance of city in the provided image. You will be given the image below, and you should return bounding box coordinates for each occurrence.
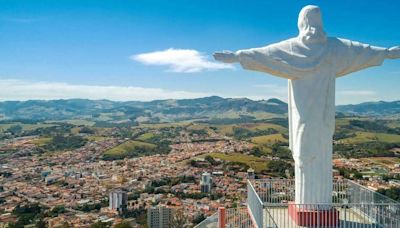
[0,108,399,227]
[1,1,400,228]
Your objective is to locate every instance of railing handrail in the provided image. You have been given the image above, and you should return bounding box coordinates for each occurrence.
[247,179,264,228]
[346,179,400,204]
[264,203,400,227]
[262,202,400,206]
[250,178,400,204]
[247,179,264,205]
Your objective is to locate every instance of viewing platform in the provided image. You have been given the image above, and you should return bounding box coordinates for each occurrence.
[196,179,400,228]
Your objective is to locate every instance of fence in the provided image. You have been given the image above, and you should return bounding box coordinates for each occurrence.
[196,179,400,228]
[250,179,400,228]
[247,180,264,227]
[264,203,400,228]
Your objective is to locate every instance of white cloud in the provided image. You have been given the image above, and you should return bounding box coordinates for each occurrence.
[132,48,234,73]
[0,79,209,101]
[0,80,383,104]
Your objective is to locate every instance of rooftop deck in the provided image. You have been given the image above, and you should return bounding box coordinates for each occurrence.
[264,204,398,228]
[196,179,400,228]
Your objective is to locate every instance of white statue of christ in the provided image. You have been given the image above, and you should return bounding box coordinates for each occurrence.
[214,5,400,204]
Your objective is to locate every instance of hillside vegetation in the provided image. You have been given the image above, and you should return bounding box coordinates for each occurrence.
[103,140,157,160]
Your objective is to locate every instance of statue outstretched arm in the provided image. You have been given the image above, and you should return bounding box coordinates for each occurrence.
[335,39,399,77]
[387,46,400,59]
[214,47,298,80]
[213,51,239,63]
[213,48,268,64]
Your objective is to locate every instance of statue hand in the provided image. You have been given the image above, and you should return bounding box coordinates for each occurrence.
[388,46,400,59]
[213,51,238,63]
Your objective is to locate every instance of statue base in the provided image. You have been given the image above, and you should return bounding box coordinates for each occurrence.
[288,202,339,227]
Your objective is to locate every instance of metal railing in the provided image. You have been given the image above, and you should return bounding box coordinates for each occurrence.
[250,179,295,204]
[196,179,400,228]
[194,208,256,228]
[264,203,400,228]
[249,179,400,228]
[225,207,255,228]
[249,179,399,205]
[247,180,264,228]
[346,180,400,204]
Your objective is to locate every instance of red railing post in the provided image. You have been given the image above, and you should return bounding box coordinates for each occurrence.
[218,207,226,228]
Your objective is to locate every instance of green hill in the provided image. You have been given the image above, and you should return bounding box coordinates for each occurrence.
[103,140,157,160]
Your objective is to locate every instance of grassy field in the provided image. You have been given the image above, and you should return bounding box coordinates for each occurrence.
[199,152,268,173]
[0,123,55,131]
[341,131,400,144]
[360,157,400,167]
[251,134,288,145]
[86,136,107,141]
[244,123,286,132]
[30,137,52,146]
[386,119,400,128]
[187,124,209,131]
[62,119,96,126]
[208,110,241,119]
[139,122,189,129]
[251,112,284,120]
[216,123,286,136]
[206,111,284,120]
[335,117,376,127]
[70,127,82,134]
[137,133,155,141]
[335,118,351,126]
[104,140,156,157]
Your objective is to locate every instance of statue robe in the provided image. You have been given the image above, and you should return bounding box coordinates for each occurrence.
[236,37,387,204]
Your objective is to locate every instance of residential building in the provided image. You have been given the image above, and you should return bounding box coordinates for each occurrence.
[200,172,211,193]
[147,206,174,228]
[109,190,127,214]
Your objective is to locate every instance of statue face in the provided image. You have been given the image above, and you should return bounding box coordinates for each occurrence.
[297,5,327,43]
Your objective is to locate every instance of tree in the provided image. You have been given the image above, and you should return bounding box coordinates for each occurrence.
[7,125,22,135]
[79,127,95,134]
[205,155,220,165]
[90,221,112,228]
[249,147,263,157]
[49,205,66,217]
[193,213,206,224]
[114,221,132,228]
[45,134,87,151]
[170,209,190,228]
[36,218,47,228]
[267,160,294,177]
[10,203,46,227]
[377,187,400,201]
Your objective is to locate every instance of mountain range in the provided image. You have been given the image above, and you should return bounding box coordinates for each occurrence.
[0,96,399,123]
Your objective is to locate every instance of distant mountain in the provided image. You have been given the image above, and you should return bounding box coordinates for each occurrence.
[0,96,288,122]
[1,97,399,123]
[337,100,400,116]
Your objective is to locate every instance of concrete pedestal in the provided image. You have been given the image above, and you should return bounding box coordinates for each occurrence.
[288,202,339,227]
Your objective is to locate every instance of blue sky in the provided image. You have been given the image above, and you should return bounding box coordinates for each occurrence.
[0,0,399,104]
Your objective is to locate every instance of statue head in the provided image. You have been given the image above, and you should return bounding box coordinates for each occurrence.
[298,5,327,44]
